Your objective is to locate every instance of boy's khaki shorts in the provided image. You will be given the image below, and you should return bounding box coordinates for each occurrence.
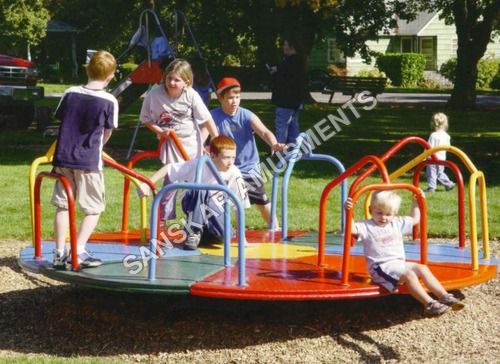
[51,167,105,215]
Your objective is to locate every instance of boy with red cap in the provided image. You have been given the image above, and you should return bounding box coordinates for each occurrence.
[211,77,284,229]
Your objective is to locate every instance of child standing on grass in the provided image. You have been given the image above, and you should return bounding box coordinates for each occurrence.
[425,112,455,193]
[140,59,219,222]
[137,135,250,250]
[345,190,464,316]
[211,77,285,229]
[51,50,118,269]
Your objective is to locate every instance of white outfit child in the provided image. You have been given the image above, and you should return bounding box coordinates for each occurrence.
[354,216,417,292]
[426,130,455,191]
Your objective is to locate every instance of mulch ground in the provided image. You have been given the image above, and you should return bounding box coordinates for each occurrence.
[0,239,498,363]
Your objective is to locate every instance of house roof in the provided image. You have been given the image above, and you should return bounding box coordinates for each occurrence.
[393,11,438,36]
[47,20,82,33]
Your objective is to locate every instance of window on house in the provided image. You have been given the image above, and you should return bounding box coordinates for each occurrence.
[327,38,345,63]
[401,38,413,53]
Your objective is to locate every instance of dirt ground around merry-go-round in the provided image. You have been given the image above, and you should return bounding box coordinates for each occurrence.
[0,239,498,363]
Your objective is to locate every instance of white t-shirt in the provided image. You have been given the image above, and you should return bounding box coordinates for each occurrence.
[140,85,212,164]
[166,158,251,210]
[428,130,451,160]
[354,216,414,269]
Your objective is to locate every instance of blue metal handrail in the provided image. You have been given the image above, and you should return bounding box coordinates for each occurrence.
[270,132,347,240]
[148,156,247,286]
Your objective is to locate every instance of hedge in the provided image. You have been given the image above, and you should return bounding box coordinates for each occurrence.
[439,57,500,89]
[376,53,426,87]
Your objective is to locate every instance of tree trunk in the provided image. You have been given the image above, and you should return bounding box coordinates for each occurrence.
[448,0,499,110]
[448,47,479,110]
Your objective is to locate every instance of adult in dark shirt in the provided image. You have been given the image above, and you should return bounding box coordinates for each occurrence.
[271,36,307,145]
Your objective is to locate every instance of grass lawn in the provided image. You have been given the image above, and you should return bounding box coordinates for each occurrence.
[0,95,498,241]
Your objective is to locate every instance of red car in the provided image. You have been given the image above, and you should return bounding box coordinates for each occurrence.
[0,54,44,129]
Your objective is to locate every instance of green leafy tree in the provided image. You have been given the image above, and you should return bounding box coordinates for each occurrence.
[403,0,500,110]
[0,0,50,57]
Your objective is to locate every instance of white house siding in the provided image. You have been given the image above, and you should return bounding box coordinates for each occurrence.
[346,38,392,75]
[418,15,454,69]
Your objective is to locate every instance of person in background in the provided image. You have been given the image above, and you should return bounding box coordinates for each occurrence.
[425,112,456,193]
[270,33,307,145]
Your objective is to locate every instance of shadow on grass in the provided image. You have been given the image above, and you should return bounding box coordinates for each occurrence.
[0,255,428,359]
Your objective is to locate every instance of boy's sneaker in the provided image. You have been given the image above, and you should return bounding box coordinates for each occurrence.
[445,183,456,192]
[184,231,201,250]
[439,293,465,310]
[424,187,436,193]
[67,251,102,268]
[425,300,450,316]
[52,250,67,270]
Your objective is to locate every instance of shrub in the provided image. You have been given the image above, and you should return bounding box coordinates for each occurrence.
[120,62,138,74]
[477,57,499,89]
[356,68,386,78]
[376,53,425,87]
[439,56,500,89]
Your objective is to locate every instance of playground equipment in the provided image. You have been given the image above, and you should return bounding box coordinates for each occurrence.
[20,133,497,300]
[110,7,214,159]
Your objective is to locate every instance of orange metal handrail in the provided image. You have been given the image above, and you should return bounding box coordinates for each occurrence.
[121,131,190,232]
[318,155,390,266]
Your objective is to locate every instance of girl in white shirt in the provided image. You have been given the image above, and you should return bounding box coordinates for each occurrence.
[425,113,456,192]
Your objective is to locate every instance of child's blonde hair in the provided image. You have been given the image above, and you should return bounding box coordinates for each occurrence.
[431,112,449,131]
[370,190,401,215]
[86,50,116,81]
[162,58,193,86]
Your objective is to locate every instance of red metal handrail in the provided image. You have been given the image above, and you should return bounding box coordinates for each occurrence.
[349,136,437,195]
[34,172,79,270]
[413,160,465,247]
[318,155,389,266]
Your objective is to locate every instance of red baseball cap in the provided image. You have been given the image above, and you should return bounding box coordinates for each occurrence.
[216,77,241,94]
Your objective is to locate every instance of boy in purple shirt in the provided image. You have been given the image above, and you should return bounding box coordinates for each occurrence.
[51,50,118,269]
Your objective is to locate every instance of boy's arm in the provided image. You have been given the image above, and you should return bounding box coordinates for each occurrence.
[250,114,285,153]
[137,164,170,197]
[344,197,358,235]
[103,128,113,144]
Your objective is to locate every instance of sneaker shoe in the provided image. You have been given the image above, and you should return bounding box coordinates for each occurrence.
[67,251,102,268]
[183,231,201,250]
[425,300,450,316]
[424,187,436,193]
[439,293,465,310]
[52,250,67,270]
[445,183,456,192]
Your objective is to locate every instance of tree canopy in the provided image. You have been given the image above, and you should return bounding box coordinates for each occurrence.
[0,0,50,56]
[1,0,497,109]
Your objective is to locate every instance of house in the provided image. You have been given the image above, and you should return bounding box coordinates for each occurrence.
[309,11,500,75]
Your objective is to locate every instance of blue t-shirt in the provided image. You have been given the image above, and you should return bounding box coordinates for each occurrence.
[53,86,118,171]
[211,107,260,175]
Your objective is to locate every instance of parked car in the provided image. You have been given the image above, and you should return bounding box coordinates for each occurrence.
[0,54,44,129]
